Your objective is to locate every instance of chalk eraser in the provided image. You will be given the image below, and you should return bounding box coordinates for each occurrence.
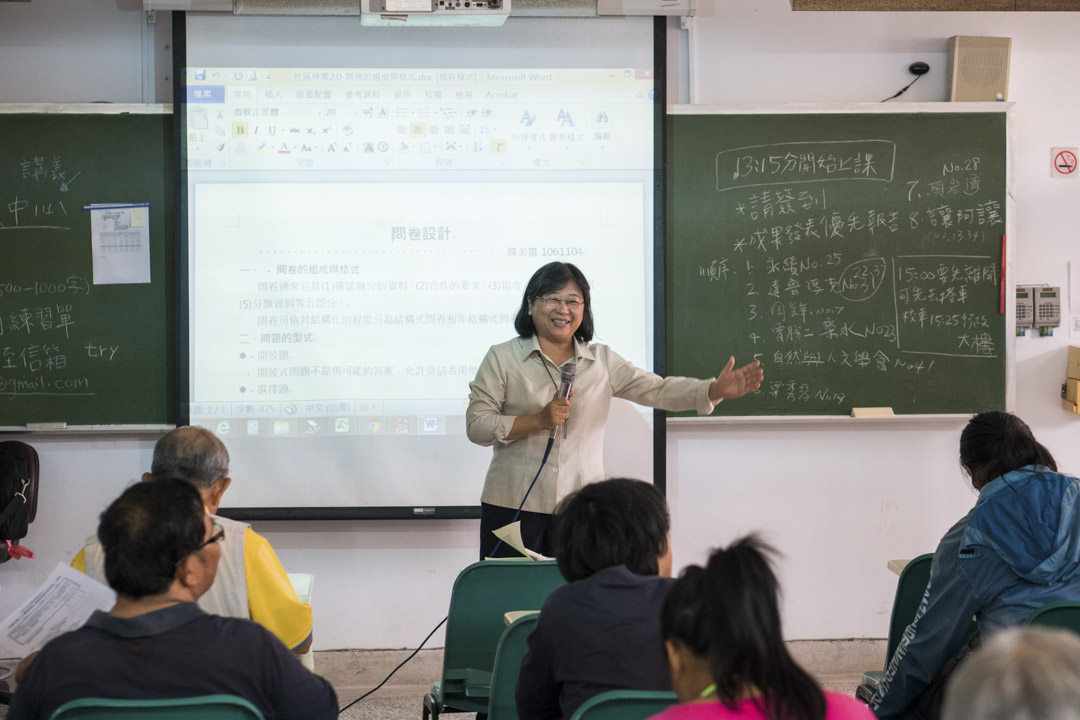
[850,407,894,418]
[26,422,67,430]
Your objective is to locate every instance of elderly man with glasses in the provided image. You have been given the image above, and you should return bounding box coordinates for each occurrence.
[72,426,314,655]
[8,478,336,720]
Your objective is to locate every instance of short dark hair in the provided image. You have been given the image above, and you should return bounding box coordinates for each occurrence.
[552,478,669,582]
[150,426,230,490]
[97,478,206,599]
[661,535,826,720]
[960,411,1057,490]
[513,262,595,343]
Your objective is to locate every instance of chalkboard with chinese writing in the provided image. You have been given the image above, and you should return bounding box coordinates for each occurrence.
[0,108,174,427]
[667,109,1007,416]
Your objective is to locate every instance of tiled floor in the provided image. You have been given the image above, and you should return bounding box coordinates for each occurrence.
[329,640,884,720]
[0,639,885,719]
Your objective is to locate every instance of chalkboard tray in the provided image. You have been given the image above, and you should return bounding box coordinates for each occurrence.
[667,105,1009,417]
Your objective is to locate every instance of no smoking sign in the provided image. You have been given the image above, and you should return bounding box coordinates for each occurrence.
[1052,146,1079,178]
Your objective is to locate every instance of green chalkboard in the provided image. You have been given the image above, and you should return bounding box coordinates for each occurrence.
[0,108,174,427]
[667,110,1007,416]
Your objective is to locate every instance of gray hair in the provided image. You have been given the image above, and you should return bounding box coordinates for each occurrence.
[943,627,1080,720]
[149,426,230,490]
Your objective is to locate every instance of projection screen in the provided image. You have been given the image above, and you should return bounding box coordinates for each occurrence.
[180,14,662,518]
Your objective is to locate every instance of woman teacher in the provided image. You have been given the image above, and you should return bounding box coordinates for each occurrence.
[466,262,763,559]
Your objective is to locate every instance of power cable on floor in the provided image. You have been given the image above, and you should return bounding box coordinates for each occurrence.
[337,615,448,715]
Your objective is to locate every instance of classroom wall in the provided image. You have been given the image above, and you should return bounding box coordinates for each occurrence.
[0,0,167,104]
[3,0,1080,648]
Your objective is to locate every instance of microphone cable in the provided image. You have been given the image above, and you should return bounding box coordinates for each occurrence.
[335,433,552,713]
[337,615,448,715]
[336,434,551,713]
[488,435,555,558]
[488,359,575,557]
[339,362,574,710]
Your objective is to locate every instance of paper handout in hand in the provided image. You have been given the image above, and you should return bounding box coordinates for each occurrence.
[0,562,116,658]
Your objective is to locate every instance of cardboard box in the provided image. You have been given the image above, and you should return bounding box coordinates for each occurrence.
[1069,346,1080,380]
[1069,378,1080,405]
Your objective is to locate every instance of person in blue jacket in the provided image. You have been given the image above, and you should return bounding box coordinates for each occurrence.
[870,411,1080,720]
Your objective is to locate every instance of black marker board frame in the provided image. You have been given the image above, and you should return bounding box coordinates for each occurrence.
[0,106,175,430]
[667,105,1011,419]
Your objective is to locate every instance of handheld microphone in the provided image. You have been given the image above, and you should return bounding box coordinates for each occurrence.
[550,362,577,440]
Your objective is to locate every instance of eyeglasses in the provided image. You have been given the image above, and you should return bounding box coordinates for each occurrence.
[536,295,583,311]
[175,521,225,567]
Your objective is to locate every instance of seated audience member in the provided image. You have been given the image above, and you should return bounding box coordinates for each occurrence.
[870,411,1080,720]
[72,426,313,654]
[649,535,872,720]
[8,478,336,720]
[516,478,675,720]
[942,626,1080,720]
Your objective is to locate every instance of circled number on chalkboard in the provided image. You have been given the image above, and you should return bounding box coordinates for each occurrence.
[837,258,887,302]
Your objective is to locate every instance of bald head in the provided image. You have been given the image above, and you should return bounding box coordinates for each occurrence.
[150,426,230,491]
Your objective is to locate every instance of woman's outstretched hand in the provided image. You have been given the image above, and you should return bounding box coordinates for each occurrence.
[708,357,764,403]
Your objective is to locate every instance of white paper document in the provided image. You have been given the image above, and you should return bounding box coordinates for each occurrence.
[491,521,554,562]
[0,562,115,658]
[88,203,152,285]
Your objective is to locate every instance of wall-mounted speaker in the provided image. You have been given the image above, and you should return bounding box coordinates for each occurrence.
[947,36,1012,102]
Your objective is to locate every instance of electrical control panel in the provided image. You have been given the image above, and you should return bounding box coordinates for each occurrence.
[1035,286,1062,328]
[1017,286,1034,328]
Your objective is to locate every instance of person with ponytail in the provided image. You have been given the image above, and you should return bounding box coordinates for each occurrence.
[870,411,1080,719]
[649,535,872,720]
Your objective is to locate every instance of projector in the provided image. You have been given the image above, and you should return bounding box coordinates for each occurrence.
[360,0,510,26]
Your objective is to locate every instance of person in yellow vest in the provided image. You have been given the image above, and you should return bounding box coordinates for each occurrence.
[72,426,313,654]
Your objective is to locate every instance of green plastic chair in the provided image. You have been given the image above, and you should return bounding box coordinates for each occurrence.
[568,690,677,720]
[1025,600,1080,633]
[856,554,934,703]
[856,553,977,702]
[49,695,264,720]
[422,560,565,720]
[487,612,539,720]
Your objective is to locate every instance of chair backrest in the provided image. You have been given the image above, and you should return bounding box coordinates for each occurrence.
[442,560,564,679]
[49,695,264,720]
[568,690,677,720]
[1025,600,1080,633]
[885,553,934,665]
[487,612,539,720]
